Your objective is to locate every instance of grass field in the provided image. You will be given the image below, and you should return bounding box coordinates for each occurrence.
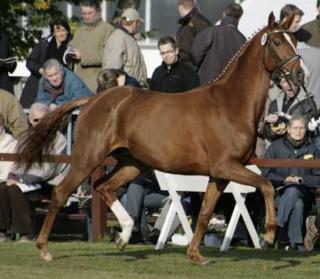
[0,240,319,279]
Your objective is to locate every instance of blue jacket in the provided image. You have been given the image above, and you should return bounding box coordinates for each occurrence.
[36,68,93,105]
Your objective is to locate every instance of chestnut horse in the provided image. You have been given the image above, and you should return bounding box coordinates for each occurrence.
[17,13,304,264]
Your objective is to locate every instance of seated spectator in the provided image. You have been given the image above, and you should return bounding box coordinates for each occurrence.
[263,78,317,143]
[119,171,168,243]
[0,113,18,183]
[304,214,320,251]
[36,58,93,110]
[150,36,199,92]
[261,116,320,251]
[0,103,67,242]
[20,18,72,108]
[0,88,28,139]
[96,68,140,93]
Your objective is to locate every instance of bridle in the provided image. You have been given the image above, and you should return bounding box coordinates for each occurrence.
[263,30,302,87]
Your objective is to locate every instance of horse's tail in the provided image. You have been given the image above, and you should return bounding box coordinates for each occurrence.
[16,97,92,172]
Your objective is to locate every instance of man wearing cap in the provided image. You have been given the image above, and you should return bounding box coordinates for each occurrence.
[67,1,114,92]
[102,8,147,88]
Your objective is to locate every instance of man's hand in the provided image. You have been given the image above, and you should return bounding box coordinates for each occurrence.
[284,176,303,184]
[265,114,279,124]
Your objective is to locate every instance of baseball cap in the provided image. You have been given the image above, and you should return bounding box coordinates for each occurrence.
[121,8,144,22]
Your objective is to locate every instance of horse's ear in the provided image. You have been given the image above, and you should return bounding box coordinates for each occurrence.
[268,12,276,28]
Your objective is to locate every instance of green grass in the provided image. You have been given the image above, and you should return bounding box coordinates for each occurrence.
[0,240,319,279]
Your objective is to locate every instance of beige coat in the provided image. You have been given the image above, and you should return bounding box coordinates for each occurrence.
[102,28,147,87]
[0,89,28,139]
[69,19,114,92]
[0,132,17,181]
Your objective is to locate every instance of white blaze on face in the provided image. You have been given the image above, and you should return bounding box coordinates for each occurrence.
[283,32,309,81]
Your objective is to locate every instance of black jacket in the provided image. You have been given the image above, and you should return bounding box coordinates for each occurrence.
[176,8,211,67]
[150,60,199,93]
[191,16,246,85]
[0,32,16,93]
[261,137,320,189]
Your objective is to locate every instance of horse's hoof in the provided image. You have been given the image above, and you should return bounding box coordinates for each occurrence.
[40,251,53,262]
[260,239,272,250]
[115,232,127,252]
[188,250,206,265]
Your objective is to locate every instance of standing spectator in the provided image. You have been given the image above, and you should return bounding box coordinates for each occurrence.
[300,0,320,48]
[102,8,147,88]
[261,116,320,251]
[0,103,67,242]
[36,59,93,110]
[150,36,199,92]
[67,0,114,92]
[263,78,317,143]
[0,32,17,94]
[96,68,140,93]
[280,4,304,33]
[191,3,246,85]
[20,19,72,108]
[176,0,211,68]
[0,89,28,139]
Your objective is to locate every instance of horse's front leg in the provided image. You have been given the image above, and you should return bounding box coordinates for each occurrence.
[187,180,226,265]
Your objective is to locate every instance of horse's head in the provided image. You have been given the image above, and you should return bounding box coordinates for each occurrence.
[262,12,304,87]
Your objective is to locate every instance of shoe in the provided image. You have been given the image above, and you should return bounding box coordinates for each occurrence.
[304,216,320,251]
[18,235,34,243]
[284,243,305,252]
[148,228,160,244]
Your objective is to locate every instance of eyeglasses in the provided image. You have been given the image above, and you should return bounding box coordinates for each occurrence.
[160,49,175,56]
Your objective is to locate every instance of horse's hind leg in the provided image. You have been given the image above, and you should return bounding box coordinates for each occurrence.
[94,164,143,251]
[187,180,227,265]
[36,166,91,261]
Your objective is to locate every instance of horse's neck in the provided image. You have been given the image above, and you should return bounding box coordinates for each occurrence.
[215,34,270,122]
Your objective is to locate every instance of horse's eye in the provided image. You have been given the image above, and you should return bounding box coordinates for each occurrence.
[273,39,282,46]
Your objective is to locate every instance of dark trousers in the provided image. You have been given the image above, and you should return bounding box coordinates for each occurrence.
[276,185,314,244]
[0,182,52,235]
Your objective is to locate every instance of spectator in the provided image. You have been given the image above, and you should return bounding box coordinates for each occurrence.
[148,36,200,243]
[191,3,246,85]
[263,78,317,143]
[300,0,320,48]
[102,8,147,88]
[0,103,67,242]
[96,68,140,93]
[67,0,114,92]
[304,214,320,251]
[0,32,17,94]
[280,4,304,33]
[0,89,28,139]
[20,18,72,108]
[0,113,18,182]
[261,116,320,251]
[150,36,199,92]
[36,59,93,110]
[176,0,211,68]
